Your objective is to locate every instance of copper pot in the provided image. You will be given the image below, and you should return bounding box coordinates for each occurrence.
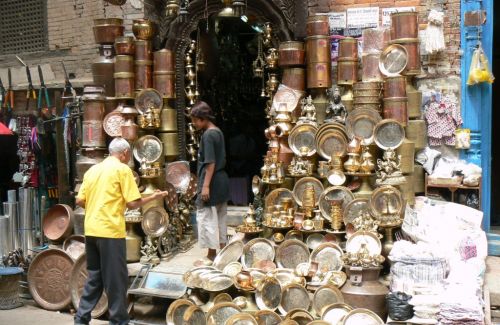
[305,36,330,63]
[104,97,117,116]
[383,76,406,98]
[114,73,135,99]
[337,58,358,85]
[114,55,134,73]
[383,97,408,126]
[121,118,139,141]
[93,18,124,45]
[76,148,106,180]
[306,15,329,36]
[135,60,153,90]
[159,108,178,132]
[153,49,175,71]
[135,40,153,61]
[92,55,115,97]
[307,62,331,89]
[391,12,418,40]
[82,92,105,121]
[132,19,155,40]
[282,68,306,91]
[361,53,382,82]
[158,132,179,160]
[396,137,415,173]
[278,41,305,67]
[114,36,135,55]
[82,120,106,148]
[153,72,176,99]
[338,37,358,59]
[42,204,74,242]
[391,39,421,75]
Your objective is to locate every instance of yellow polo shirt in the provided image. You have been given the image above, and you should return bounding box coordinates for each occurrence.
[77,156,141,238]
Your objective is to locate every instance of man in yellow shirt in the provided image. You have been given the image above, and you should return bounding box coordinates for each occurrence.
[74,138,167,325]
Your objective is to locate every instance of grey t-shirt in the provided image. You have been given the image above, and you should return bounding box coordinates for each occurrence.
[196,128,230,207]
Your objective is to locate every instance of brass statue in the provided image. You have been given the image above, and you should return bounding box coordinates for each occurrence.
[376,149,405,186]
[298,95,317,125]
[140,236,160,265]
[325,87,347,124]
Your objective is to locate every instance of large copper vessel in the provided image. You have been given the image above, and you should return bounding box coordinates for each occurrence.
[307,63,331,89]
[114,72,135,99]
[278,41,305,67]
[92,50,115,97]
[114,55,134,73]
[135,60,153,90]
[282,68,306,91]
[306,36,330,63]
[392,39,421,75]
[135,40,153,60]
[82,121,106,148]
[153,72,176,99]
[306,15,330,36]
[383,97,408,126]
[383,76,406,98]
[154,49,175,71]
[391,12,418,40]
[93,18,124,45]
[82,89,105,121]
[338,37,358,58]
[158,132,180,161]
[337,58,358,85]
[114,36,135,55]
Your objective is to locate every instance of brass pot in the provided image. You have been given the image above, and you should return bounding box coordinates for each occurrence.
[391,12,418,40]
[278,41,305,67]
[132,19,155,40]
[282,68,306,91]
[114,36,135,55]
[383,97,408,126]
[158,132,180,160]
[159,108,178,132]
[76,148,106,181]
[405,119,427,150]
[114,55,134,73]
[93,18,124,45]
[154,49,175,71]
[135,60,153,90]
[307,62,332,89]
[126,223,142,263]
[392,38,421,76]
[306,15,329,36]
[383,76,406,98]
[396,137,415,174]
[338,37,358,59]
[82,121,106,148]
[406,79,422,119]
[344,154,361,173]
[153,72,176,99]
[92,55,115,97]
[337,58,358,86]
[114,73,135,99]
[135,40,153,61]
[305,36,330,63]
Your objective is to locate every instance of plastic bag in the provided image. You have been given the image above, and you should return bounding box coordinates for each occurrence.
[387,292,414,321]
[467,45,495,85]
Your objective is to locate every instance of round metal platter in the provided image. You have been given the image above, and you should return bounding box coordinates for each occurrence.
[223,262,243,278]
[255,310,282,325]
[214,293,233,304]
[316,122,347,141]
[70,254,108,318]
[133,135,163,163]
[275,239,310,269]
[206,302,242,325]
[265,188,296,210]
[202,273,234,292]
[321,303,353,324]
[249,268,267,289]
[135,88,163,113]
[183,266,216,288]
[288,124,318,157]
[141,206,169,237]
[370,185,404,221]
[271,85,303,113]
[292,177,324,207]
[316,131,348,160]
[345,109,382,146]
[242,238,275,269]
[226,313,258,325]
[166,298,195,325]
[318,186,355,221]
[373,119,405,150]
[256,276,282,311]
[345,231,382,255]
[63,235,85,260]
[343,198,370,226]
[278,284,311,315]
[379,44,409,77]
[183,305,207,325]
[28,248,74,311]
[312,284,344,315]
[310,242,343,273]
[305,233,325,250]
[285,308,314,324]
[284,230,304,241]
[213,240,244,270]
[165,161,191,193]
[340,308,385,325]
[103,111,125,137]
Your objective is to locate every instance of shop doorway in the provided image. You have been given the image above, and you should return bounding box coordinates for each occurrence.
[490,5,500,226]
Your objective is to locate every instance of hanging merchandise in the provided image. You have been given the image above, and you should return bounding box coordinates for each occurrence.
[424,93,462,146]
[467,44,494,85]
[423,10,445,54]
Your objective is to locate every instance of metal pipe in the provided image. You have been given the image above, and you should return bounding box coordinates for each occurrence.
[0,215,12,261]
[7,190,16,203]
[3,202,19,249]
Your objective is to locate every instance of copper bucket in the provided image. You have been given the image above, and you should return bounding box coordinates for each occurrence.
[114,55,134,73]
[361,53,382,82]
[396,138,415,174]
[82,93,105,121]
[305,36,331,63]
[114,72,135,99]
[306,15,329,36]
[282,68,306,91]
[391,12,418,40]
[158,132,180,160]
[135,60,153,90]
[383,76,406,98]
[413,165,425,193]
[383,97,408,126]
[93,18,124,45]
[135,40,153,60]
[307,62,332,89]
[391,39,421,75]
[407,81,422,119]
[405,119,427,150]
[278,41,305,67]
[338,37,358,59]
[154,49,175,72]
[159,108,178,132]
[114,36,135,55]
[337,58,358,85]
[82,121,106,148]
[153,72,176,99]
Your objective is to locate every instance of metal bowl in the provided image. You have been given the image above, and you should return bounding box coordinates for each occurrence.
[42,204,74,242]
[132,19,155,40]
[62,235,85,260]
[141,207,169,237]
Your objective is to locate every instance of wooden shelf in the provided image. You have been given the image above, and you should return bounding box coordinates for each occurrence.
[425,174,482,210]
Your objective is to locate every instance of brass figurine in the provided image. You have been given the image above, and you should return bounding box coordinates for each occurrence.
[297,95,317,126]
[140,236,160,265]
[325,87,347,124]
[341,243,385,268]
[376,149,405,186]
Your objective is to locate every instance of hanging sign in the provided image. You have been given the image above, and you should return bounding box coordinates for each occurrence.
[382,7,416,27]
[327,12,347,32]
[347,7,379,29]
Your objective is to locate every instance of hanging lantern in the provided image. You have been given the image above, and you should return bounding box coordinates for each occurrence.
[165,0,180,17]
[233,0,246,17]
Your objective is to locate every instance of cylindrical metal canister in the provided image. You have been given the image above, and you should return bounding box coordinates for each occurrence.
[306,15,330,36]
[158,132,180,160]
[282,68,306,91]
[396,138,415,174]
[307,62,331,89]
[92,56,115,97]
[73,207,85,235]
[405,119,427,150]
[93,18,124,45]
[135,40,153,61]
[278,41,305,67]
[82,121,106,148]
[306,36,330,63]
[153,49,175,72]
[363,28,390,52]
[114,55,134,73]
[413,164,425,193]
[104,97,117,116]
[338,37,358,59]
[399,173,416,206]
[159,108,178,132]
[362,53,382,82]
[4,202,19,249]
[391,12,418,40]
[76,148,107,181]
[114,36,135,55]
[82,91,106,122]
[393,39,421,76]
[337,58,358,85]
[353,81,383,94]
[135,60,153,90]
[0,216,12,258]
[153,72,175,99]
[383,97,408,126]
[383,76,406,98]
[114,72,135,99]
[407,80,422,119]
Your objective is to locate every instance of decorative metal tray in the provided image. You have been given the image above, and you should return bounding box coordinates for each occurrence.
[272,84,304,113]
[133,135,163,163]
[256,276,282,311]
[318,186,355,221]
[373,119,405,150]
[284,229,303,241]
[322,303,353,324]
[379,44,409,77]
[63,235,85,260]
[305,233,325,250]
[206,302,242,325]
[183,305,207,325]
[223,261,243,278]
[345,108,382,146]
[312,284,344,315]
[141,206,169,237]
[184,173,198,201]
[166,298,195,325]
[254,310,282,325]
[226,313,258,325]
[213,240,244,270]
[135,88,163,113]
[343,198,370,226]
[165,161,191,193]
[242,238,275,270]
[278,284,310,315]
[325,270,348,288]
[345,230,382,255]
[316,131,348,160]
[292,177,324,206]
[316,122,347,140]
[310,242,343,273]
[265,188,296,210]
[275,239,310,269]
[340,308,385,325]
[288,123,317,157]
[103,111,125,137]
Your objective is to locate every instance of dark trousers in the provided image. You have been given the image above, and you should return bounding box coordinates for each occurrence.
[75,236,129,325]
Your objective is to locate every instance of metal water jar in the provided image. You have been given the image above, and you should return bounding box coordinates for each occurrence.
[278,41,305,67]
[158,132,180,161]
[406,78,422,118]
[337,58,358,85]
[338,37,358,58]
[306,35,330,63]
[383,97,408,126]
[82,90,105,121]
[135,40,153,60]
[306,15,330,36]
[153,49,175,71]
[383,76,406,98]
[135,60,153,90]
[307,62,331,89]
[391,12,418,40]
[282,68,306,91]
[114,72,135,99]
[82,121,106,148]
[160,107,178,132]
[362,53,382,82]
[92,46,115,97]
[153,72,176,99]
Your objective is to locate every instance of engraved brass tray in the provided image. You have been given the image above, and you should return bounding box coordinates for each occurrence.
[373,119,405,150]
[133,135,163,163]
[369,185,404,224]
[288,124,318,157]
[166,298,195,325]
[255,310,282,325]
[265,188,296,209]
[345,230,382,255]
[226,313,258,325]
[165,161,191,193]
[256,276,282,311]
[343,198,370,225]
[285,230,303,241]
[183,266,216,288]
[312,284,344,315]
[345,108,382,146]
[379,44,409,77]
[213,240,244,270]
[70,254,108,318]
[310,242,343,273]
[206,302,242,325]
[306,233,325,250]
[183,305,207,325]
[103,111,125,137]
[340,308,385,325]
[292,177,324,206]
[278,283,310,314]
[135,88,163,113]
[316,122,347,141]
[141,206,169,237]
[242,238,275,270]
[28,248,74,311]
[316,131,348,160]
[275,239,310,269]
[318,186,355,221]
[284,309,314,324]
[321,303,353,323]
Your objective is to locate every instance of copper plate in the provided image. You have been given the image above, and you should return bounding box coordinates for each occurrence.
[255,310,282,325]
[340,308,385,325]
[379,44,409,77]
[275,239,310,269]
[135,88,163,113]
[285,230,303,241]
[63,235,85,260]
[206,302,242,325]
[166,298,195,325]
[318,186,355,221]
[285,308,314,324]
[345,231,382,255]
[278,284,310,314]
[305,233,325,250]
[213,240,244,270]
[373,119,405,150]
[369,185,403,220]
[242,238,275,269]
[312,284,344,315]
[103,111,125,137]
[345,109,382,146]
[292,177,324,206]
[343,198,370,225]
[265,188,296,210]
[288,124,317,157]
[28,248,74,311]
[183,305,207,325]
[256,276,282,311]
[133,135,163,163]
[322,303,353,323]
[226,313,258,325]
[142,206,169,237]
[165,161,191,193]
[271,84,305,113]
[310,242,343,273]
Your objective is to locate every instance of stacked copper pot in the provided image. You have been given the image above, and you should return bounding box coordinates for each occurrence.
[114,36,135,100]
[134,19,155,92]
[279,41,306,92]
[337,37,358,86]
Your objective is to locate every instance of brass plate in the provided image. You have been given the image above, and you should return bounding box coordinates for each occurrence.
[70,254,108,318]
[340,308,385,325]
[256,276,282,311]
[278,284,310,314]
[288,124,318,157]
[285,308,314,324]
[285,230,304,241]
[202,273,234,292]
[292,177,324,206]
[318,186,355,221]
[379,44,409,77]
[206,302,242,325]
[226,313,258,325]
[312,284,344,315]
[345,109,382,146]
[135,88,163,113]
[316,122,347,140]
[183,266,216,288]
[265,188,296,209]
[310,243,343,273]
[316,131,348,160]
[103,111,125,137]
[369,185,404,223]
[343,198,370,226]
[166,298,195,325]
[165,161,191,193]
[214,293,233,304]
[213,240,244,270]
[373,119,405,150]
[183,305,207,325]
[275,239,310,269]
[223,261,243,278]
[133,135,163,163]
[242,238,275,269]
[142,206,169,237]
[321,303,353,323]
[28,248,74,311]
[305,233,325,250]
[345,231,382,255]
[255,310,282,325]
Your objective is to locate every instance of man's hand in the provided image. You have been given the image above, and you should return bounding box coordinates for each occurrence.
[201,185,210,202]
[152,189,169,199]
